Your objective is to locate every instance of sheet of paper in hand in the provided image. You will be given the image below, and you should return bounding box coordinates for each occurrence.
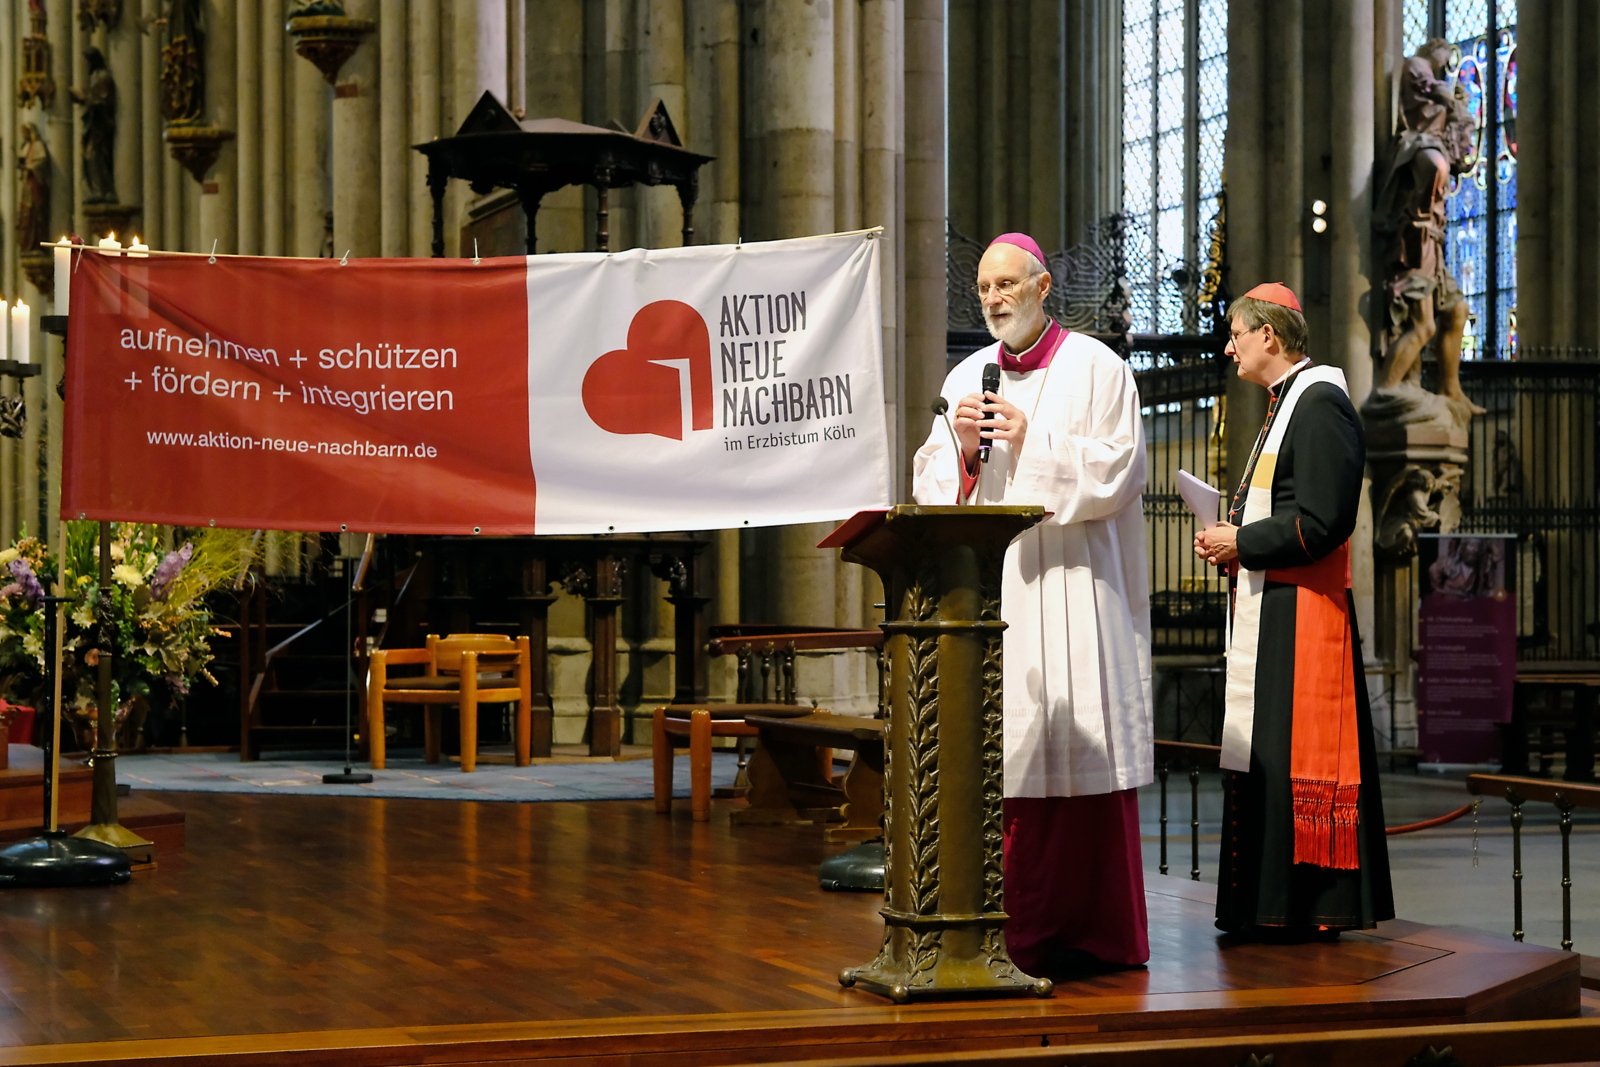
[1177,468,1221,523]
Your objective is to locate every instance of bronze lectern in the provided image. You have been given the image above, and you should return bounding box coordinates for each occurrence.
[824,505,1052,1002]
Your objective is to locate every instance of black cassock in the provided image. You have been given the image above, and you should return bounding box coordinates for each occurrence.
[1215,375,1395,933]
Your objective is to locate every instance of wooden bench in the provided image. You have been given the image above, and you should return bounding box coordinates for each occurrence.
[1504,661,1600,780]
[651,627,884,822]
[734,710,885,842]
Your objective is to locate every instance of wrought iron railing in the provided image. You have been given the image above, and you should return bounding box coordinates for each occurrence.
[1427,351,1600,662]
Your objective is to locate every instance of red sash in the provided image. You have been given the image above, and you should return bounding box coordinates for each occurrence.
[1266,541,1360,870]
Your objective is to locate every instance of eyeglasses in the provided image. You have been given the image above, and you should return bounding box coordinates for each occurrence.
[973,274,1037,299]
[1228,324,1267,343]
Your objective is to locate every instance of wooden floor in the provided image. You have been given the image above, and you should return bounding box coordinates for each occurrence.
[0,788,1591,1066]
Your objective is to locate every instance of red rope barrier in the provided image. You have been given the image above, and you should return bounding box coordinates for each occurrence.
[1386,803,1474,835]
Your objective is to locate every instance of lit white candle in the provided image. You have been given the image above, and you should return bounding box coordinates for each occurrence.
[9,301,29,365]
[97,232,121,254]
[54,236,73,314]
[128,235,149,258]
[0,300,9,363]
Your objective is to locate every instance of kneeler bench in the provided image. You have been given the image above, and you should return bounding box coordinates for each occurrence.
[652,702,814,822]
[734,711,885,842]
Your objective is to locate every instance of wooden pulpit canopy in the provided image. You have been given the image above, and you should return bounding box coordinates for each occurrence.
[414,91,714,256]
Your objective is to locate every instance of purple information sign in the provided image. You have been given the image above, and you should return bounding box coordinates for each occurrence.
[1417,533,1518,765]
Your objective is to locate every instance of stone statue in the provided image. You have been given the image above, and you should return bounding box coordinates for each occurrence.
[159,0,205,124]
[71,46,119,204]
[16,121,50,254]
[1373,38,1483,425]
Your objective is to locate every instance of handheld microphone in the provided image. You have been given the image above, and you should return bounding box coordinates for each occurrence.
[978,362,1001,463]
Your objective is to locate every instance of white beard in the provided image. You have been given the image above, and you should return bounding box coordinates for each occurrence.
[984,288,1046,352]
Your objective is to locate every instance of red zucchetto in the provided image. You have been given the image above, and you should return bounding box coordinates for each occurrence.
[1242,281,1302,312]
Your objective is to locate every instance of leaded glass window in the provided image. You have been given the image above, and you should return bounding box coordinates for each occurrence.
[1403,0,1518,359]
[1121,0,1227,337]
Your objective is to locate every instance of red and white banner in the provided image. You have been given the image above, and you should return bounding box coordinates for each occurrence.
[61,232,889,535]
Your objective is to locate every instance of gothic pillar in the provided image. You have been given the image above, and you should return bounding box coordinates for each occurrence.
[687,0,740,245]
[199,0,238,253]
[138,0,164,248]
[1026,0,1065,250]
[1329,0,1383,743]
[834,0,861,232]
[905,0,947,483]
[593,0,636,249]
[643,0,688,249]
[407,0,442,256]
[330,0,381,258]
[1222,0,1270,490]
[1514,0,1547,338]
[290,45,329,258]
[376,1,407,256]
[235,6,260,254]
[260,1,285,256]
[863,0,904,503]
[524,0,585,252]
[748,0,841,627]
[946,0,978,239]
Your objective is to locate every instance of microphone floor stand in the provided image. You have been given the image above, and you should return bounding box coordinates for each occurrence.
[0,595,132,887]
[324,556,372,785]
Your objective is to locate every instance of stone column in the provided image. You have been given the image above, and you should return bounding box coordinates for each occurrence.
[1328,0,1387,745]
[976,4,1009,239]
[445,0,507,257]
[863,0,904,504]
[235,6,260,254]
[904,0,946,479]
[331,0,381,259]
[408,0,441,256]
[290,44,329,258]
[260,1,285,256]
[198,0,238,253]
[642,0,688,249]
[1512,1,1545,338]
[751,0,840,627]
[378,0,409,257]
[1026,0,1064,250]
[527,0,586,252]
[595,0,636,249]
[688,0,744,675]
[945,0,978,238]
[1064,0,1121,243]
[1222,0,1269,490]
[139,0,164,248]
[834,0,861,232]
[687,0,740,245]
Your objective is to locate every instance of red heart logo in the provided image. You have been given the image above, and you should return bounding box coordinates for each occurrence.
[582,301,712,440]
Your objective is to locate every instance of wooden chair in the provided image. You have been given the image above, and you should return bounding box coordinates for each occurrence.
[367,633,531,773]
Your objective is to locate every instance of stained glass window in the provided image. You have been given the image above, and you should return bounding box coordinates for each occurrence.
[1121,0,1228,336]
[1403,0,1518,359]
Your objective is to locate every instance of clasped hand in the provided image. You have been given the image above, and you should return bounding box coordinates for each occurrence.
[1193,522,1239,567]
[953,390,1027,464]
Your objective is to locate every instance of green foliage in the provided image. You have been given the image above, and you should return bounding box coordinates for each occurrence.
[0,523,264,711]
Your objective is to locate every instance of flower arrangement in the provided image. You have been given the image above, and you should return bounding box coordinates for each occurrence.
[0,522,253,717]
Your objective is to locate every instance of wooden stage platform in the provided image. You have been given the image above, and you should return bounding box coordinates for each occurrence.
[0,789,1593,1066]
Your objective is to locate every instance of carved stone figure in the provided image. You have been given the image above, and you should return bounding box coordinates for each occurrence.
[16,121,50,255]
[1373,38,1483,425]
[71,46,119,204]
[159,0,205,124]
